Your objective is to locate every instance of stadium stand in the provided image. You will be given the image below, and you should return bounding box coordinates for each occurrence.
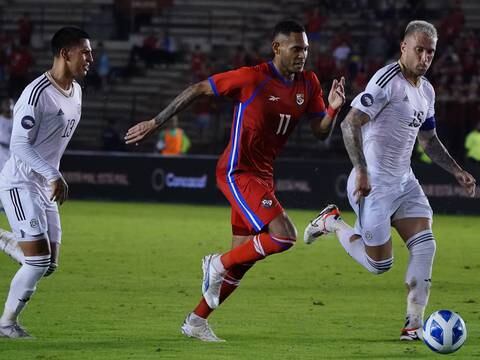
[0,0,478,161]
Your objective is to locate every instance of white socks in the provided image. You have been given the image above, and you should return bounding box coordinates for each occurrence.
[0,255,50,326]
[404,230,436,328]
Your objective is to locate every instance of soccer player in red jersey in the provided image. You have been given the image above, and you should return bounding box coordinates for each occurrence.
[125,20,346,342]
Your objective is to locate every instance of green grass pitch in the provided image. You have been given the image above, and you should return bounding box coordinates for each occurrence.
[0,201,479,359]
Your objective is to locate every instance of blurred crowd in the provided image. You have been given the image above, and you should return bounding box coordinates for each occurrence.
[0,0,478,163]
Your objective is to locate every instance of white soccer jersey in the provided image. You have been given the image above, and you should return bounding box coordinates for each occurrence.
[351,62,435,185]
[0,72,82,193]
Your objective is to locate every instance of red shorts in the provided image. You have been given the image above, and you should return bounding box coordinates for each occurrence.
[217,173,284,236]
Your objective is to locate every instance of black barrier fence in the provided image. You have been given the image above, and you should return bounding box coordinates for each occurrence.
[62,151,480,214]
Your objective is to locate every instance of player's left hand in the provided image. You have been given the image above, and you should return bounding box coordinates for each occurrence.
[50,176,69,205]
[328,76,346,110]
[125,119,157,145]
[454,169,476,197]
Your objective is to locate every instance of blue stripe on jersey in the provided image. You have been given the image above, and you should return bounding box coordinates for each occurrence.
[268,61,293,86]
[208,76,219,96]
[420,116,436,131]
[227,103,264,231]
[307,111,326,119]
[244,77,271,106]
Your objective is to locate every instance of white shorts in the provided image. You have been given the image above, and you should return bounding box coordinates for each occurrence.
[347,170,432,247]
[0,187,61,243]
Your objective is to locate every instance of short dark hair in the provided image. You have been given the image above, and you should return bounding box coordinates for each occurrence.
[272,20,305,39]
[51,27,90,56]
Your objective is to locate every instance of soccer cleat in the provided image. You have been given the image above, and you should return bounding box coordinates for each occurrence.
[0,323,32,338]
[400,327,423,341]
[0,229,24,265]
[201,254,225,309]
[303,204,341,244]
[181,313,225,342]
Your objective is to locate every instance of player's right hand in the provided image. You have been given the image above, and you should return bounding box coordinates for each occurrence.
[50,176,69,205]
[354,168,371,203]
[124,119,157,145]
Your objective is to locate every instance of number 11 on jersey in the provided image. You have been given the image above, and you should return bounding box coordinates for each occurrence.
[276,114,291,135]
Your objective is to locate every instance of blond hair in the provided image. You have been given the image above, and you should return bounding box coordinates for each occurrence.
[404,20,438,41]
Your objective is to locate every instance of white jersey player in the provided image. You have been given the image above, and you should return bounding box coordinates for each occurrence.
[304,20,476,340]
[0,27,92,338]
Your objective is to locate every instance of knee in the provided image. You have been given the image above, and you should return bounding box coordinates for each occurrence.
[407,231,436,256]
[269,233,296,252]
[24,254,51,277]
[366,255,394,275]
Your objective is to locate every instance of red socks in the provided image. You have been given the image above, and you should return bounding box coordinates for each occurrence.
[193,232,295,319]
[194,263,253,319]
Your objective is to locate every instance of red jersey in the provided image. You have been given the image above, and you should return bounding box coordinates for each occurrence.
[210,61,326,181]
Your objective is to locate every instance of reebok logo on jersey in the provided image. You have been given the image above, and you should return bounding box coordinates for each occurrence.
[269,95,280,102]
[21,116,35,129]
[361,93,374,107]
[57,109,64,116]
[296,93,304,105]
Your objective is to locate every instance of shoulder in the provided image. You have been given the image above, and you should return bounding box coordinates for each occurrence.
[302,70,319,82]
[238,63,269,79]
[421,76,435,96]
[370,62,401,89]
[15,74,50,109]
[20,74,51,107]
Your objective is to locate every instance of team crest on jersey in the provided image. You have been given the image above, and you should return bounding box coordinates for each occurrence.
[361,93,374,107]
[296,93,304,105]
[261,198,273,208]
[21,116,35,129]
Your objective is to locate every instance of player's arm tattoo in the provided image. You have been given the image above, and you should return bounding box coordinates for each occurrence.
[153,80,213,127]
[418,130,461,174]
[341,108,370,169]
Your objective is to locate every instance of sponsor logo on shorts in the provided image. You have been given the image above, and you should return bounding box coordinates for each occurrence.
[261,199,273,208]
[21,116,35,129]
[30,219,39,228]
[360,93,374,107]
